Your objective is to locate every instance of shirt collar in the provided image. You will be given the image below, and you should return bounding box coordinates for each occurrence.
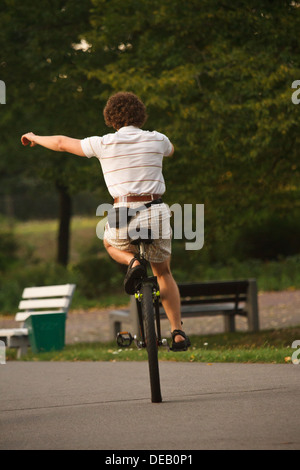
[117,126,142,133]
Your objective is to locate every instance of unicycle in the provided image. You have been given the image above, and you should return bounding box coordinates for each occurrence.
[116,229,168,403]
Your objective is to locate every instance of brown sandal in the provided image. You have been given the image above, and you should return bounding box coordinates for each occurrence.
[170,329,191,351]
[124,257,146,295]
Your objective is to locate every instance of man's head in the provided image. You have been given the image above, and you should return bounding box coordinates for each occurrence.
[103,92,147,130]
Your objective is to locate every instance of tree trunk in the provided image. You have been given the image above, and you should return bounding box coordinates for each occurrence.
[56,183,72,266]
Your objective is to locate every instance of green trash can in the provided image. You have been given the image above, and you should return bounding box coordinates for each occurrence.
[25,313,66,353]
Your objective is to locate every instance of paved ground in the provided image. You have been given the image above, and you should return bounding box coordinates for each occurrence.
[1,361,299,450]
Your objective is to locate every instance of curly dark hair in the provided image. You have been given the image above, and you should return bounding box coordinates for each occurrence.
[103,92,147,129]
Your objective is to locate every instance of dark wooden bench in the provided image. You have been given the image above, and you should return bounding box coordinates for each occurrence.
[161,279,259,332]
[109,279,259,340]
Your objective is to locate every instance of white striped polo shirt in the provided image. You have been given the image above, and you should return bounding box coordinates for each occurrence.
[80,126,173,198]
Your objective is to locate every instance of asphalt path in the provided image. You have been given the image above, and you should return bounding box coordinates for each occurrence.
[1,361,299,451]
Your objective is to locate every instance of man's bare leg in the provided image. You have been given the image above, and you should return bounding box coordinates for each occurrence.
[150,258,184,343]
[104,239,140,267]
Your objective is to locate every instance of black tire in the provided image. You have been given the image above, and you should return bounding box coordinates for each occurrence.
[141,283,162,403]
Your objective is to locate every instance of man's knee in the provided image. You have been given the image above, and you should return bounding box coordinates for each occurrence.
[103,239,111,251]
[151,259,171,277]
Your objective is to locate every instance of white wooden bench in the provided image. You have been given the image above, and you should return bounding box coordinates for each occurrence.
[0,284,76,358]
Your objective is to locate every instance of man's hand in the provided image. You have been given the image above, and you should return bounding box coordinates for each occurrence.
[21,132,37,147]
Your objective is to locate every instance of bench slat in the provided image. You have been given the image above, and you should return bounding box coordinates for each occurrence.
[18,298,70,311]
[182,303,238,312]
[181,296,247,305]
[0,328,28,337]
[159,303,246,318]
[110,309,131,318]
[22,284,76,299]
[15,311,66,322]
[178,280,249,297]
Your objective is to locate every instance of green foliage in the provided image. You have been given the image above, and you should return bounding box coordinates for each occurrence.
[74,255,124,298]
[171,248,300,292]
[0,257,128,314]
[86,0,300,242]
[0,0,106,196]
[236,214,300,260]
[1,1,300,273]
[0,230,18,272]
[0,0,110,264]
[0,262,77,313]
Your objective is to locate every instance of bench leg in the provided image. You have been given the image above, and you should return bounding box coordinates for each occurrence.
[246,279,259,332]
[17,344,28,359]
[224,314,235,333]
[109,316,123,341]
[109,296,140,341]
[129,296,140,337]
[6,336,29,358]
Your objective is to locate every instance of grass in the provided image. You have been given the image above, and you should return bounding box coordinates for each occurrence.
[5,326,300,364]
[14,216,98,264]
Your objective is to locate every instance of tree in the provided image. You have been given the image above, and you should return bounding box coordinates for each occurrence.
[85,0,300,254]
[0,0,108,265]
[1,0,300,265]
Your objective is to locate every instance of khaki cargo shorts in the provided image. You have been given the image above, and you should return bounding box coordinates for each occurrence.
[104,201,172,263]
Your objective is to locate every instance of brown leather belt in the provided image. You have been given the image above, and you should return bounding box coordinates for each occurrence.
[114,194,162,204]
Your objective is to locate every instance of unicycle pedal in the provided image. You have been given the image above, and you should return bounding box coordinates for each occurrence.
[160,338,170,351]
[116,331,134,347]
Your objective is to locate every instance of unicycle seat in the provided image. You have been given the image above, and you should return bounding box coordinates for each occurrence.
[129,228,153,245]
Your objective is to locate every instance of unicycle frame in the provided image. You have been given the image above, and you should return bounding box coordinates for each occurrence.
[133,242,163,350]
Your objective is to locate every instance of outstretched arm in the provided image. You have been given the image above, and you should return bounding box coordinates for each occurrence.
[21,132,85,157]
